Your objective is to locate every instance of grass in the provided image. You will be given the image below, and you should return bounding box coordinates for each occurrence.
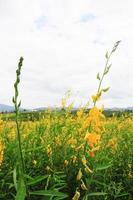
[0,41,133,200]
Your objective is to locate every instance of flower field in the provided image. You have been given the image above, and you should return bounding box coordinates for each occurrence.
[0,42,133,199]
[0,105,133,200]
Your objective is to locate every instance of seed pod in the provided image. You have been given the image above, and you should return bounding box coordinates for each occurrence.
[81,179,88,190]
[72,190,80,200]
[76,168,82,181]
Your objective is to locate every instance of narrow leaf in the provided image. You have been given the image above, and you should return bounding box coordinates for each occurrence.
[107,64,112,70]
[102,87,110,93]
[88,192,107,196]
[115,193,129,198]
[95,164,112,171]
[15,177,26,200]
[96,73,100,80]
[29,190,68,198]
[18,100,21,108]
[12,96,15,103]
[13,167,17,191]
[105,51,108,59]
[27,175,49,186]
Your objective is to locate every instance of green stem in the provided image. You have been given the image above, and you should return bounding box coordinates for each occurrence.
[15,106,25,175]
[98,53,112,94]
[94,41,121,107]
[13,57,25,177]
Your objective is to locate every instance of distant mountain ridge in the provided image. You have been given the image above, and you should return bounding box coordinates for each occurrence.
[0,104,14,112]
[0,104,133,113]
[0,104,25,112]
[32,106,133,112]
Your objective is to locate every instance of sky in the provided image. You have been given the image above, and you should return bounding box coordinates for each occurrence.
[0,0,133,109]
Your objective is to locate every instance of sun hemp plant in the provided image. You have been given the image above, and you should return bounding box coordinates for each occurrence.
[92,40,121,106]
[12,57,26,200]
[72,41,121,199]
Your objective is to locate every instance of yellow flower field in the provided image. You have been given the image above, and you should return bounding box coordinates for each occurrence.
[0,103,133,200]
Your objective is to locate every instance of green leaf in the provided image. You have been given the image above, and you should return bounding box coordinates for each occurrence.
[87,192,107,196]
[104,64,112,75]
[13,167,17,191]
[95,164,112,171]
[29,190,68,198]
[12,96,15,103]
[107,64,112,70]
[27,175,49,186]
[54,196,68,200]
[15,177,26,200]
[102,87,110,92]
[115,193,129,198]
[24,174,33,181]
[105,51,108,59]
[18,100,21,108]
[91,180,107,187]
[51,182,67,190]
[112,40,121,52]
[96,73,100,80]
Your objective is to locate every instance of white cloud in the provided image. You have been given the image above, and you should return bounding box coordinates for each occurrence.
[0,0,133,108]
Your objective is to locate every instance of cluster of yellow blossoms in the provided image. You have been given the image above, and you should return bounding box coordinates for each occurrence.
[0,141,4,167]
[84,106,105,157]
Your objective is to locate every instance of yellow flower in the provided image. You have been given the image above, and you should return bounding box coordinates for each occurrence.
[72,156,77,164]
[83,106,105,133]
[0,141,5,167]
[67,137,77,147]
[76,108,84,119]
[107,137,117,153]
[32,160,37,165]
[85,132,101,148]
[92,91,102,102]
[47,145,52,157]
[89,106,104,120]
[61,97,66,108]
[89,151,95,157]
[55,136,61,145]
[8,129,16,140]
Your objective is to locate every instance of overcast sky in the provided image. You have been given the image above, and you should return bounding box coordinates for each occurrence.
[0,0,133,109]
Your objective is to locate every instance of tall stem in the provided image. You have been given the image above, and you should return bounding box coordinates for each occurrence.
[93,41,121,106]
[13,57,25,176]
[94,52,112,107]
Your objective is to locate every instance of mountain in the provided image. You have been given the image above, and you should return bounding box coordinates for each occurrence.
[1,104,133,113]
[0,104,14,112]
[105,107,133,111]
[0,104,25,112]
[126,107,133,110]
